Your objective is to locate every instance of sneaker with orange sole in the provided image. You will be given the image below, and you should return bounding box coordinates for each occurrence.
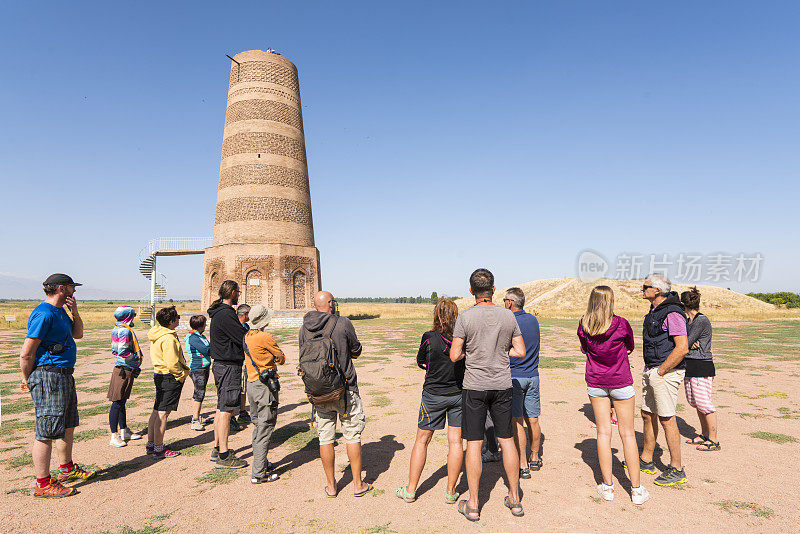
[57,464,97,483]
[33,478,77,498]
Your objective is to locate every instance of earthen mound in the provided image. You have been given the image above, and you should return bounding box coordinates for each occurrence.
[457,278,790,320]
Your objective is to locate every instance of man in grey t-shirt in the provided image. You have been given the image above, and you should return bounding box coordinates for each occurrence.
[451,268,526,520]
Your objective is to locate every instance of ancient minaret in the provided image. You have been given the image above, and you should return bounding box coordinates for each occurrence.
[202,50,321,312]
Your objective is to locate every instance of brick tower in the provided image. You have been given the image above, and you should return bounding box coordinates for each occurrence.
[202,50,321,314]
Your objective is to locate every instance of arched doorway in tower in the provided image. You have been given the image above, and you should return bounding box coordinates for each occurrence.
[292,269,307,309]
[245,269,264,306]
[208,272,219,307]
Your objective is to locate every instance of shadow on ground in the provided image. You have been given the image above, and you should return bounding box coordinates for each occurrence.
[338,434,405,492]
[577,402,691,473]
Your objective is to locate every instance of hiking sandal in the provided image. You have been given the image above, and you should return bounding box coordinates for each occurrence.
[396,485,416,503]
[458,500,480,522]
[685,435,707,445]
[696,440,721,451]
[444,490,460,504]
[504,496,525,517]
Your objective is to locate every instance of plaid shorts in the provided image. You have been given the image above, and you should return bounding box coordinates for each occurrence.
[27,367,79,441]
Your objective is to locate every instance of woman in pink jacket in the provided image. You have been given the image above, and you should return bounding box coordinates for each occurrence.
[578,286,649,505]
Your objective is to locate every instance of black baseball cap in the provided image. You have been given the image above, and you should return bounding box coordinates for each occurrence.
[43,273,82,287]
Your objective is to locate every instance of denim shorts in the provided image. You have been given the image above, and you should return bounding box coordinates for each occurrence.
[586,385,635,400]
[511,376,541,418]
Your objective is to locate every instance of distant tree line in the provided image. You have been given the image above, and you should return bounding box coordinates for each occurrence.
[747,292,800,308]
[338,292,458,304]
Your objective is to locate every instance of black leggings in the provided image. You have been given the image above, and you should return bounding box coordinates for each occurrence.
[109,400,127,432]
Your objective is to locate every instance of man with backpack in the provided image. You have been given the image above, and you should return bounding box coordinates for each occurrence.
[298,290,372,497]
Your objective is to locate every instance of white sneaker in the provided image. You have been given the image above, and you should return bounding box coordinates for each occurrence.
[121,428,141,441]
[110,433,127,447]
[631,485,650,505]
[190,419,205,431]
[596,483,614,501]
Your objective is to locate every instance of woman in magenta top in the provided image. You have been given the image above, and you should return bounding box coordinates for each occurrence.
[579,314,634,390]
[577,286,649,505]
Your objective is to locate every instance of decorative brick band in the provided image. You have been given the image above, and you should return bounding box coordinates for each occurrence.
[229,62,299,92]
[221,132,306,163]
[214,197,312,225]
[219,164,309,192]
[228,86,300,105]
[225,99,303,130]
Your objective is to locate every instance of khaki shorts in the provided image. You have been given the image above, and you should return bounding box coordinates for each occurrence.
[313,390,366,445]
[641,367,685,417]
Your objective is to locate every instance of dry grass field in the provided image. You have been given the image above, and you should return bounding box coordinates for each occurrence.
[0,301,202,330]
[1,304,799,532]
[2,277,793,332]
[0,302,431,331]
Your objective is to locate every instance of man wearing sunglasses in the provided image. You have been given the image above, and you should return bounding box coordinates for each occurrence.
[636,273,689,487]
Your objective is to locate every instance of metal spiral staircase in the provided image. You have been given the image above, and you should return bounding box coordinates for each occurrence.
[138,255,167,326]
[138,237,211,326]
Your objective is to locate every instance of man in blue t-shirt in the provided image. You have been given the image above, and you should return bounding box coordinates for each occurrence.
[20,274,96,498]
[503,287,542,479]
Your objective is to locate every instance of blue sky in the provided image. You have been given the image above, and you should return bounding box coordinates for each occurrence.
[1,1,798,299]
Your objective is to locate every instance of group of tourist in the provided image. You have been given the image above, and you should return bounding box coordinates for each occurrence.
[586,274,719,502]
[18,268,718,522]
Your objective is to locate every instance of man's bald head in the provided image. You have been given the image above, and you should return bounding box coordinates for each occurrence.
[314,291,334,313]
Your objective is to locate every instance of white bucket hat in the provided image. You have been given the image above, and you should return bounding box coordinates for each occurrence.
[248,305,274,330]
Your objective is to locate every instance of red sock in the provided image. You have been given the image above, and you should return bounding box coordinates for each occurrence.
[36,477,51,487]
[59,461,74,472]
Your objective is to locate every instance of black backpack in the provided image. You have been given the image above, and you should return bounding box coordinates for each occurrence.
[298,316,346,404]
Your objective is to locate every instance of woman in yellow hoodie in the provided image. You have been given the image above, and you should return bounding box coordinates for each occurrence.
[146,306,190,459]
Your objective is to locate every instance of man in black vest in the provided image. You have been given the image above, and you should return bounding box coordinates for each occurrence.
[637,273,689,487]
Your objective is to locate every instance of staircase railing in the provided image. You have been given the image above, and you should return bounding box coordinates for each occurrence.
[137,237,210,326]
[139,237,212,258]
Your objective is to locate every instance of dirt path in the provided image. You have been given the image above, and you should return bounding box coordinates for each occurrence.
[527,279,576,307]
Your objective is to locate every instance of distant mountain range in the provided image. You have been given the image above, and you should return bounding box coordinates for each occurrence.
[0,274,198,301]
